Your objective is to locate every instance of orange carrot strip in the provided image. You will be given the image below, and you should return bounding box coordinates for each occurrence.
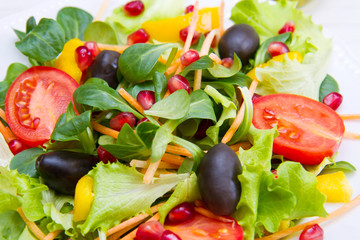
[209,53,222,64]
[0,108,6,121]
[94,0,110,21]
[341,114,360,120]
[131,160,179,169]
[92,121,119,139]
[163,90,171,99]
[143,160,162,184]
[0,121,16,143]
[219,0,225,35]
[118,88,145,114]
[166,60,180,76]
[121,213,160,240]
[256,193,360,240]
[17,208,46,240]
[222,80,258,144]
[229,142,252,152]
[166,144,192,157]
[344,131,360,139]
[98,43,130,54]
[183,1,199,53]
[161,153,185,166]
[43,230,62,240]
[195,207,234,223]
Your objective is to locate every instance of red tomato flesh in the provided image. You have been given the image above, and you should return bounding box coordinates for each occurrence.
[252,94,345,165]
[5,66,78,147]
[165,213,243,240]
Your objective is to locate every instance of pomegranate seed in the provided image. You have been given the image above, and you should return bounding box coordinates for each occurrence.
[267,41,289,57]
[278,21,295,34]
[167,202,195,224]
[167,75,190,94]
[271,170,278,179]
[194,119,214,139]
[97,146,117,163]
[75,46,93,71]
[109,112,136,131]
[84,41,100,58]
[137,90,156,110]
[221,57,234,68]
[123,0,145,16]
[161,230,182,240]
[127,28,149,45]
[299,224,324,240]
[252,93,262,101]
[180,50,200,67]
[184,5,194,14]
[322,92,343,110]
[136,221,164,240]
[8,139,28,155]
[179,26,201,45]
[137,117,149,126]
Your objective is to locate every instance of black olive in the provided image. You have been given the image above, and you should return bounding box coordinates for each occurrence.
[218,24,260,64]
[198,143,242,215]
[84,50,121,89]
[35,151,98,195]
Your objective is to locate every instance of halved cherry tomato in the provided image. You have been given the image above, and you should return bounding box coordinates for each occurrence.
[252,94,345,165]
[5,66,79,147]
[165,213,243,240]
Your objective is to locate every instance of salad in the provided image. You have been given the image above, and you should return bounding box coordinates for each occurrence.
[0,0,359,239]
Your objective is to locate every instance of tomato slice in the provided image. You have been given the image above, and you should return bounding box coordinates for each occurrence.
[252,94,345,165]
[5,66,79,147]
[165,213,243,240]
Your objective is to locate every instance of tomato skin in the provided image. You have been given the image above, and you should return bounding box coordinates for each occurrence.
[5,66,79,147]
[252,94,345,165]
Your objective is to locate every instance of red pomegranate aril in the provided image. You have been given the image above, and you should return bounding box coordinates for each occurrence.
[167,75,191,94]
[184,5,194,14]
[127,28,150,45]
[299,224,324,240]
[179,26,201,45]
[8,139,28,155]
[221,57,234,68]
[137,117,149,126]
[75,46,93,71]
[278,21,295,34]
[252,93,262,101]
[267,41,290,57]
[137,90,156,110]
[322,92,343,110]
[97,146,117,164]
[109,112,136,131]
[161,230,182,240]
[84,41,100,58]
[167,202,195,224]
[194,119,214,139]
[180,50,200,67]
[136,221,164,240]
[271,169,278,179]
[123,0,145,16]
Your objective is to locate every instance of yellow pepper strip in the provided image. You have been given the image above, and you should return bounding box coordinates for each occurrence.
[317,171,353,202]
[73,175,94,222]
[54,38,83,83]
[247,51,303,80]
[142,7,219,42]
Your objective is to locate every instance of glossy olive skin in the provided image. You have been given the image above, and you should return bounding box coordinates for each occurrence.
[84,50,121,89]
[198,143,242,216]
[36,151,98,195]
[218,24,260,64]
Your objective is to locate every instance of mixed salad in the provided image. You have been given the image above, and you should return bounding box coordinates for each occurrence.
[0,0,359,239]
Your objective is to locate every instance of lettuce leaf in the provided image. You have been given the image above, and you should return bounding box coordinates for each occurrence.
[79,162,188,234]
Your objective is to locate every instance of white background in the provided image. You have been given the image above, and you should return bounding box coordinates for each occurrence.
[0,0,359,239]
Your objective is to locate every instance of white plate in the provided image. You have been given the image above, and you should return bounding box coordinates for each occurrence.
[0,0,359,239]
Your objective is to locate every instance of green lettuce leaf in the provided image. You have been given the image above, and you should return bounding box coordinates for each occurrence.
[0,211,26,240]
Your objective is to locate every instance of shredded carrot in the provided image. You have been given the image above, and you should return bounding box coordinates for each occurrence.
[0,108,6,121]
[195,207,234,223]
[131,160,179,169]
[143,160,162,184]
[166,144,192,157]
[98,43,129,54]
[256,193,360,240]
[0,121,16,143]
[344,131,360,139]
[163,90,171,99]
[43,230,62,240]
[121,213,160,240]
[166,59,180,76]
[229,142,252,151]
[118,88,145,114]
[209,53,222,64]
[219,0,225,35]
[194,200,206,208]
[94,0,110,21]
[183,1,199,54]
[222,80,258,144]
[341,114,360,120]
[92,121,119,139]
[161,153,185,166]
[17,208,46,240]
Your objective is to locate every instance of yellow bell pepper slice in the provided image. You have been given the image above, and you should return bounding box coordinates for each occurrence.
[247,51,303,80]
[142,7,219,42]
[317,171,353,203]
[54,38,83,83]
[73,175,94,222]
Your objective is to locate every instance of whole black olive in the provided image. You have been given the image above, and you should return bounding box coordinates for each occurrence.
[84,50,121,89]
[198,143,242,216]
[218,24,260,64]
[35,151,98,195]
